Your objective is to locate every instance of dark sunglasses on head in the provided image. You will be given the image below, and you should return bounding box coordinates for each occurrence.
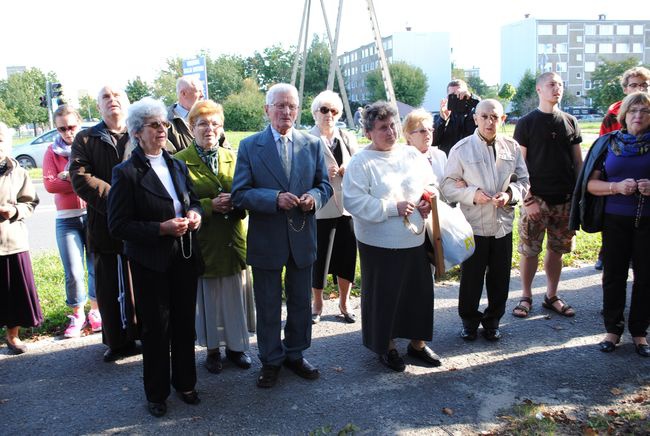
[319,106,339,116]
[57,125,78,133]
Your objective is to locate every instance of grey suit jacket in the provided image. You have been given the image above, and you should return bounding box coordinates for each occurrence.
[232,126,332,269]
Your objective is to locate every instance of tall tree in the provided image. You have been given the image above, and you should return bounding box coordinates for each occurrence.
[466,76,489,97]
[498,83,517,104]
[245,45,295,91]
[125,76,153,103]
[206,54,246,103]
[511,70,538,116]
[78,95,101,121]
[588,58,644,112]
[152,57,183,106]
[222,78,266,132]
[303,34,331,98]
[0,99,19,127]
[0,68,55,133]
[365,61,428,107]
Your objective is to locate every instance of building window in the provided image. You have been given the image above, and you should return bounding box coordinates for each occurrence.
[599,43,613,54]
[585,80,592,89]
[538,24,553,35]
[576,35,583,42]
[576,53,583,61]
[633,43,643,53]
[556,62,567,73]
[585,25,596,35]
[576,91,581,96]
[556,24,568,35]
[543,62,553,72]
[585,62,596,72]
[599,25,613,36]
[585,43,596,53]
[616,43,629,53]
[617,25,630,35]
[633,25,643,35]
[556,43,568,54]
[576,72,582,79]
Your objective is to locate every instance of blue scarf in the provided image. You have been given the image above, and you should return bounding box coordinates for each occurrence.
[609,130,650,157]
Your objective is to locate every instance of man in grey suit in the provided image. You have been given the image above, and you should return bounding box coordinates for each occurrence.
[232,83,332,388]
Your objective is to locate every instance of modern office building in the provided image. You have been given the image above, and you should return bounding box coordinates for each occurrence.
[501,15,650,106]
[338,31,451,111]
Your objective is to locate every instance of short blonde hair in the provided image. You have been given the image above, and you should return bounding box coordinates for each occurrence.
[618,92,650,130]
[188,100,224,129]
[621,66,650,88]
[402,109,432,144]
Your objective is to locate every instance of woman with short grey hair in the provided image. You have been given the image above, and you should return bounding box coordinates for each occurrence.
[309,90,359,324]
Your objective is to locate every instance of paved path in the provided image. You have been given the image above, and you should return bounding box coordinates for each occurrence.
[1,266,648,435]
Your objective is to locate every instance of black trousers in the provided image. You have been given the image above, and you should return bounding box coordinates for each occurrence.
[130,255,198,403]
[93,253,136,350]
[602,214,650,338]
[459,233,512,330]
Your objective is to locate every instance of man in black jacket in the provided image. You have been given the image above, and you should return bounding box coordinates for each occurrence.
[433,79,480,155]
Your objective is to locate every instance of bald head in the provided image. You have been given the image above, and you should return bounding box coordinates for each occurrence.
[476,99,504,116]
[176,76,204,111]
[473,99,506,141]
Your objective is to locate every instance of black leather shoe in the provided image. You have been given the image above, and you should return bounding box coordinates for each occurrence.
[177,390,200,405]
[103,342,141,363]
[284,357,320,380]
[205,351,223,374]
[635,343,650,357]
[6,340,27,355]
[407,343,441,367]
[226,349,252,369]
[147,401,167,417]
[460,328,477,341]
[257,364,281,388]
[598,340,617,353]
[483,328,502,342]
[379,349,405,372]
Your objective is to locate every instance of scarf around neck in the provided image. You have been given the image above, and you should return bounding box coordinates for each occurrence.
[52,135,72,158]
[609,130,650,157]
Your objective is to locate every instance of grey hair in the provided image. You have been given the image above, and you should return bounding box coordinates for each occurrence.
[364,101,398,132]
[265,83,299,105]
[311,90,343,119]
[96,85,128,103]
[176,76,203,96]
[0,121,12,149]
[126,97,168,147]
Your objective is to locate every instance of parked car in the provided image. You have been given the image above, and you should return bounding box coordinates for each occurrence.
[580,114,603,122]
[12,123,94,169]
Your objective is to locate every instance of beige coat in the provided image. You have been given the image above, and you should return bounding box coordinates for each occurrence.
[0,157,39,255]
[309,126,358,219]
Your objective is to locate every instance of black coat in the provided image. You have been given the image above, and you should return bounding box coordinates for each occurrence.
[107,145,203,273]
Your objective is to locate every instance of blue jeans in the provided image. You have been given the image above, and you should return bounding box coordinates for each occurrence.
[55,215,95,307]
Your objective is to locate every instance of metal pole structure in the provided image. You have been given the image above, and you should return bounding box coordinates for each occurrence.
[291,0,310,86]
[45,81,53,130]
[296,0,311,126]
[366,0,400,132]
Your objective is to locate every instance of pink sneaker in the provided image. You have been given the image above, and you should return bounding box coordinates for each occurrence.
[88,310,102,333]
[64,314,86,338]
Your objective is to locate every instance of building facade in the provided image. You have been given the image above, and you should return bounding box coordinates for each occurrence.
[338,31,451,111]
[501,16,650,106]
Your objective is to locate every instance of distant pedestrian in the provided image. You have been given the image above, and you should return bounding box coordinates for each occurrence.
[0,121,42,355]
[167,76,204,152]
[43,105,100,338]
[353,106,363,132]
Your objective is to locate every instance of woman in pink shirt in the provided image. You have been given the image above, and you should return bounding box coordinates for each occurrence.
[43,105,99,338]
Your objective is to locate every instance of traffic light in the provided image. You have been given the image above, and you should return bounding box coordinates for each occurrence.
[49,82,63,99]
[39,95,47,108]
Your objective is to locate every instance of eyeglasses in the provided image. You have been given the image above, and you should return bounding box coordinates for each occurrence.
[319,106,339,116]
[410,128,433,135]
[478,114,500,123]
[196,120,223,130]
[627,108,650,116]
[144,121,171,130]
[57,125,78,133]
[270,103,299,112]
[626,82,649,90]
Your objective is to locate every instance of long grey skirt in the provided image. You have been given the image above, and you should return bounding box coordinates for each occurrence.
[358,241,434,355]
[195,270,250,352]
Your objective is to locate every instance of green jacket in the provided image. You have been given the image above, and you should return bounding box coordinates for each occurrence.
[174,144,247,278]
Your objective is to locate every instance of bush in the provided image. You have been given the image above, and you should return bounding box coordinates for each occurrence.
[222,78,266,132]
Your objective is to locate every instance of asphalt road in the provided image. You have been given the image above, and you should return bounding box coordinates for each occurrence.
[1,266,648,434]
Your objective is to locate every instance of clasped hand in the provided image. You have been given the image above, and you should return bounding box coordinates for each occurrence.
[277,192,314,212]
[212,193,233,213]
[160,210,201,237]
[397,199,431,219]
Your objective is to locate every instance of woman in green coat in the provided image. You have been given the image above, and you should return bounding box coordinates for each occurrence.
[175,100,251,373]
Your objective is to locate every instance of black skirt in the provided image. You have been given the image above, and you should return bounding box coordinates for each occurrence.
[312,216,357,289]
[357,241,433,354]
[0,252,43,329]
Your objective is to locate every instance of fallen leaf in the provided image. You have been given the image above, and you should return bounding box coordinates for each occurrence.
[632,395,645,403]
[606,409,619,416]
[583,426,597,436]
[442,407,453,416]
[611,388,623,395]
[447,367,458,372]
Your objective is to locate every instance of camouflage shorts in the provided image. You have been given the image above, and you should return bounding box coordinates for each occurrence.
[518,197,575,257]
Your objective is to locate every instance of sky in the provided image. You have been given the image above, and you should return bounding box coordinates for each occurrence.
[0,0,641,102]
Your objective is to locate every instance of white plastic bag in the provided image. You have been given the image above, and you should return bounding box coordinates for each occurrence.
[436,200,475,269]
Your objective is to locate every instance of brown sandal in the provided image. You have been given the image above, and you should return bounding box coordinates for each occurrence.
[542,295,575,317]
[512,297,533,318]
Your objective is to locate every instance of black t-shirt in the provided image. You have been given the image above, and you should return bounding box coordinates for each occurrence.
[514,109,582,202]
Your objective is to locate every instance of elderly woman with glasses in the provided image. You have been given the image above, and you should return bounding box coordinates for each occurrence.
[107,97,203,417]
[308,91,359,324]
[0,121,41,355]
[403,109,447,185]
[343,101,440,372]
[43,105,99,339]
[174,100,252,374]
[572,92,650,358]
